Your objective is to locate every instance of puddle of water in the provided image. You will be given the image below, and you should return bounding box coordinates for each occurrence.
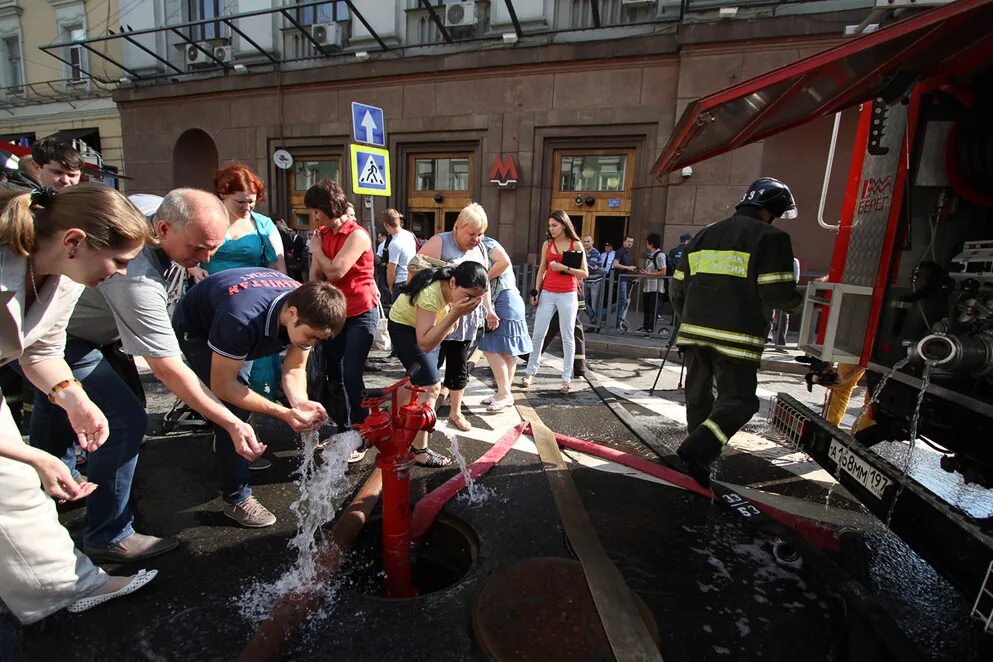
[235,429,362,623]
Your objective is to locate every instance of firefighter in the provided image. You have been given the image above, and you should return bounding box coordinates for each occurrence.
[669,177,803,487]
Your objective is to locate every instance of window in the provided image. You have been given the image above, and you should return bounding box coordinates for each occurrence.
[66,27,87,84]
[2,36,23,94]
[414,157,469,191]
[188,0,225,41]
[293,160,340,191]
[295,1,349,26]
[559,155,627,192]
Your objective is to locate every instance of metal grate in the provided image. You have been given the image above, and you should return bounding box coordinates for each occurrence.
[769,395,811,448]
[972,560,993,633]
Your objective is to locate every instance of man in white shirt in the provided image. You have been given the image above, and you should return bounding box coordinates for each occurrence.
[383,208,417,301]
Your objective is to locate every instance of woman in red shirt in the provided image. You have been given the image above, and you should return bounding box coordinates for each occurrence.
[306,180,377,446]
[522,210,588,393]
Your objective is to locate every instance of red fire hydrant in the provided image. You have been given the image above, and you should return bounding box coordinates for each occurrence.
[354,375,436,598]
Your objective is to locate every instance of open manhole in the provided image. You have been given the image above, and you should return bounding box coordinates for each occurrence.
[345,513,478,598]
[473,557,660,661]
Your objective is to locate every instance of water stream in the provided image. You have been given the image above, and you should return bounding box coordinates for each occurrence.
[443,429,495,505]
[884,360,935,527]
[236,429,363,623]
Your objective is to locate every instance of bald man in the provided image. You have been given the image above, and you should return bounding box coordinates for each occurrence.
[27,189,263,561]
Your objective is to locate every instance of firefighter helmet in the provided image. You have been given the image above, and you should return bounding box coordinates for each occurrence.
[736,177,798,220]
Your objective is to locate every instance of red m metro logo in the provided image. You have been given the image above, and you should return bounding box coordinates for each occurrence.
[489,153,519,188]
[861,176,893,199]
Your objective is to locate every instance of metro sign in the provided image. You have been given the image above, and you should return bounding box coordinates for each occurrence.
[489,153,519,189]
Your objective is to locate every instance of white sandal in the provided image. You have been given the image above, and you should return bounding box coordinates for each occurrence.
[486,395,513,412]
[67,569,158,613]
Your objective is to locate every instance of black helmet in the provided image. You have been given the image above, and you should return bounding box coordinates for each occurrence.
[736,177,798,220]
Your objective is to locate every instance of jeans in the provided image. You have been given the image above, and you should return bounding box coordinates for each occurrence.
[177,333,253,506]
[28,337,147,547]
[322,307,378,432]
[615,278,630,326]
[584,278,602,325]
[526,290,579,382]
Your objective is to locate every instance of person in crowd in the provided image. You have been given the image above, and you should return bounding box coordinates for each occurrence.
[612,235,637,332]
[187,164,286,467]
[418,203,498,431]
[306,180,379,457]
[530,276,589,379]
[637,233,667,334]
[275,219,306,282]
[769,257,801,347]
[663,232,693,329]
[16,155,41,188]
[522,210,588,394]
[0,184,158,624]
[374,229,391,306]
[32,138,84,191]
[669,178,802,488]
[582,235,602,327]
[376,230,388,259]
[388,262,488,465]
[172,269,346,527]
[188,163,285,281]
[29,189,264,559]
[588,240,615,331]
[384,208,417,302]
[478,235,532,412]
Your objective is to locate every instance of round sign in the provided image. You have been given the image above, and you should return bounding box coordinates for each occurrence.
[272,149,294,170]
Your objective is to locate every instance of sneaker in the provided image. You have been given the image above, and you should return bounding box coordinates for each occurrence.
[84,533,180,563]
[248,456,272,471]
[618,320,630,333]
[223,496,276,528]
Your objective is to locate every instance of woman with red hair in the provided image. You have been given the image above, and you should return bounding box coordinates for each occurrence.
[187,162,285,281]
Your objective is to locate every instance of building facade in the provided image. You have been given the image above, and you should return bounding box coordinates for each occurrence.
[101,0,876,270]
[0,0,127,183]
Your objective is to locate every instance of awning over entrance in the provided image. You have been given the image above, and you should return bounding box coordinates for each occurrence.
[652,0,993,177]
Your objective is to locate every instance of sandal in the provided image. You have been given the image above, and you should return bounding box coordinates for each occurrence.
[411,446,452,468]
[347,449,367,464]
[448,414,472,432]
[520,375,534,389]
[559,382,572,394]
[486,396,513,412]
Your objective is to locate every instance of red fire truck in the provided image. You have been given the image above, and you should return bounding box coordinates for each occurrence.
[653,0,993,622]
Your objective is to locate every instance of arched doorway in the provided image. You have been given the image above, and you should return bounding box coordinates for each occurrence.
[172,129,218,190]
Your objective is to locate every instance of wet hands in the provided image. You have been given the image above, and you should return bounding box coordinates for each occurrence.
[452,294,482,317]
[66,398,109,452]
[227,419,267,461]
[284,400,328,432]
[31,451,97,503]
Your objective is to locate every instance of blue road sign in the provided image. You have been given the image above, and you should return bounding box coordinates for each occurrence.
[351,102,385,147]
[350,144,391,196]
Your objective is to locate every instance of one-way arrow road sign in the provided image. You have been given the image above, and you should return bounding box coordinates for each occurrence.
[351,102,385,147]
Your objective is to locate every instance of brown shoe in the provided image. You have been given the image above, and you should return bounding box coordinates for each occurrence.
[223,496,277,528]
[84,533,180,563]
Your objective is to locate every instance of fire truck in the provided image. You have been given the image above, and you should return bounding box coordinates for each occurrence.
[653,0,993,622]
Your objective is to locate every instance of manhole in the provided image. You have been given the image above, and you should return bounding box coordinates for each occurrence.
[345,513,478,598]
[472,557,660,661]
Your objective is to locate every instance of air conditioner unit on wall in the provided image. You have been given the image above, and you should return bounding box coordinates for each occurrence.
[445,1,478,28]
[310,22,343,48]
[185,43,231,68]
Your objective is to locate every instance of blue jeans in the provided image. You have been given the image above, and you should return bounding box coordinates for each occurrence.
[28,337,147,547]
[615,278,630,326]
[177,333,254,506]
[584,278,602,326]
[321,307,378,433]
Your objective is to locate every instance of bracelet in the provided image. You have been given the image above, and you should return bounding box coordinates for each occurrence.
[48,378,82,403]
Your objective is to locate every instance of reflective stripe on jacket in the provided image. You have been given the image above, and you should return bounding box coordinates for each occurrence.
[669,211,800,363]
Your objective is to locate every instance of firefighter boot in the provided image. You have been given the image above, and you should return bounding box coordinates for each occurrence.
[676,434,724,489]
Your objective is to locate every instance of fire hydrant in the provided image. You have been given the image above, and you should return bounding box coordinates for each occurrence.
[353,375,436,598]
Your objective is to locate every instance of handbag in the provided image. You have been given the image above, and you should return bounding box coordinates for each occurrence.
[372,300,392,352]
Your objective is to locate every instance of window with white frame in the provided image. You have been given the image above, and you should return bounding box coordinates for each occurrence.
[1,35,23,94]
[188,0,226,41]
[65,27,88,84]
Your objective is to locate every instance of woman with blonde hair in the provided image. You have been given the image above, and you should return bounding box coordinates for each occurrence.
[417,203,498,432]
[0,183,158,624]
[522,209,588,393]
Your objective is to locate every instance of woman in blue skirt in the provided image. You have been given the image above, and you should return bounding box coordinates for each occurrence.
[478,236,533,411]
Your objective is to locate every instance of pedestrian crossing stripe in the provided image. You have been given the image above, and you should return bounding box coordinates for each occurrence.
[349,144,392,196]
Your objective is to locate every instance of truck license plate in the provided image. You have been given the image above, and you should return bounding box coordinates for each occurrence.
[828,440,892,500]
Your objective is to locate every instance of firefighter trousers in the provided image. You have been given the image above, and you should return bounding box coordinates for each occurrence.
[680,345,761,464]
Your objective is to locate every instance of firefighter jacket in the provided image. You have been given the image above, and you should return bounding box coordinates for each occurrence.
[670,211,801,363]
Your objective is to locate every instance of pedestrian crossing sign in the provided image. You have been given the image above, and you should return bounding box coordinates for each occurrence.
[350,144,391,196]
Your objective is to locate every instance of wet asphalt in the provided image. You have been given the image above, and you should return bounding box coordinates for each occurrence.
[1,348,990,661]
